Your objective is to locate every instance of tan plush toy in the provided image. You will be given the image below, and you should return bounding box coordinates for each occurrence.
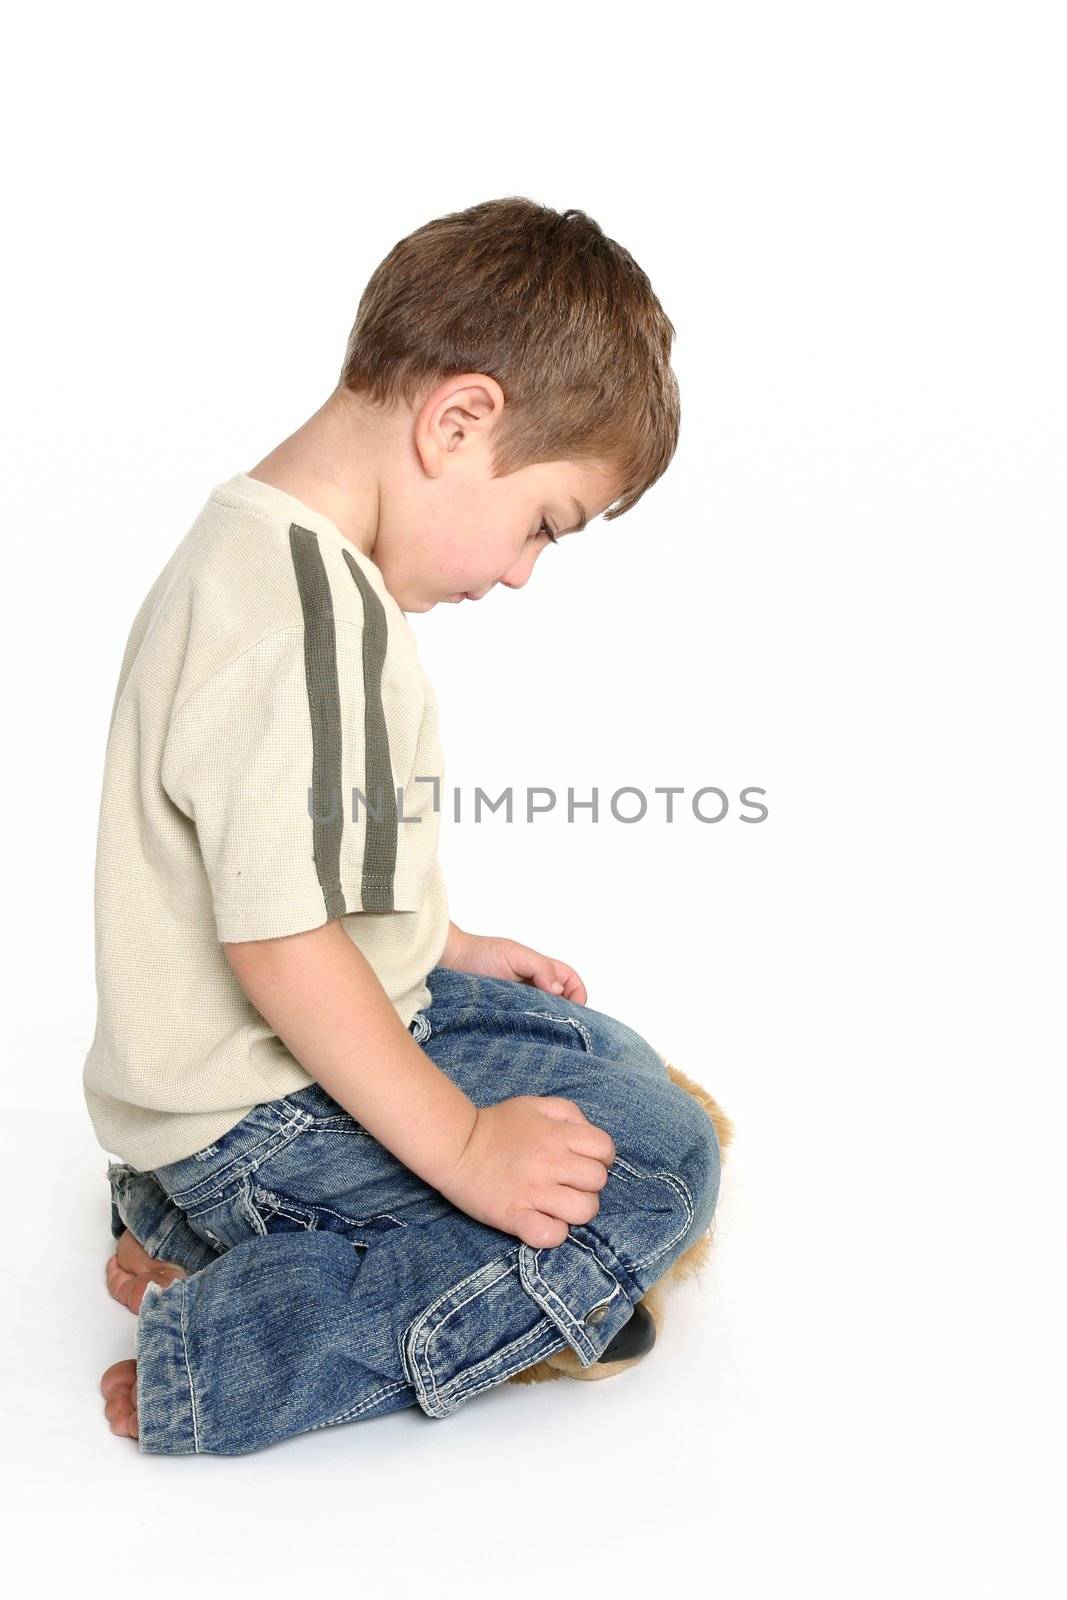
[508,1056,733,1386]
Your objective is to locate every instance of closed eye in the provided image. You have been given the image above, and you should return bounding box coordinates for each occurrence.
[538,518,559,545]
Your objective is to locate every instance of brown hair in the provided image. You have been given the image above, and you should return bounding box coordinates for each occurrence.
[337,197,681,521]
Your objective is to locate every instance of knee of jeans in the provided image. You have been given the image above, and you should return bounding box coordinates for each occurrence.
[649,1080,723,1241]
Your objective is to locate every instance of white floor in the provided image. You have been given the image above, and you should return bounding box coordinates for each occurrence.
[4,1082,1060,1598]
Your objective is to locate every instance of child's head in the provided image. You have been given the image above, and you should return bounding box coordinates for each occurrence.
[332,197,680,611]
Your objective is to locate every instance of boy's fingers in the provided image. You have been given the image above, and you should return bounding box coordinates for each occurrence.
[536,1096,589,1123]
[570,1125,616,1166]
[516,1210,569,1250]
[560,1155,610,1192]
[536,1099,616,1166]
[543,1184,601,1225]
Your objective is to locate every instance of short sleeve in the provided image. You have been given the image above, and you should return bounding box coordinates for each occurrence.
[160,622,414,942]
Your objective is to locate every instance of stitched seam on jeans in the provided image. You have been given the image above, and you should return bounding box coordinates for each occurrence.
[429,1317,557,1409]
[165,1111,309,1208]
[167,1107,313,1209]
[308,1379,411,1430]
[424,1261,519,1411]
[433,1000,577,1022]
[301,1118,374,1136]
[567,1016,593,1051]
[515,1009,593,1051]
[177,1284,201,1454]
[313,1202,406,1229]
[404,1254,514,1413]
[150,1210,187,1260]
[434,1324,568,1414]
[613,1158,695,1271]
[523,1234,609,1350]
[521,1255,585,1345]
[235,1181,268,1237]
[251,1187,409,1231]
[250,1186,317,1229]
[430,1314,545,1394]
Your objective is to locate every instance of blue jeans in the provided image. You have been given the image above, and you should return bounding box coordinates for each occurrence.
[106,965,722,1455]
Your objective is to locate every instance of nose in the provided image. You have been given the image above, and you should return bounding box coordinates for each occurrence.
[498,546,541,590]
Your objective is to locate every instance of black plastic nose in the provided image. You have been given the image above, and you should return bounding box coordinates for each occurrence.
[595,1300,656,1363]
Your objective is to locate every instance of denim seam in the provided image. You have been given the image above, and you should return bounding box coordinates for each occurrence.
[447,1331,566,1408]
[425,999,580,1024]
[164,1105,313,1209]
[250,1185,318,1228]
[109,1169,167,1257]
[150,1208,188,1260]
[403,1253,521,1414]
[308,1379,412,1431]
[516,1009,594,1052]
[178,1283,201,1454]
[430,1315,553,1409]
[250,1186,410,1234]
[253,1182,415,1231]
[520,1232,623,1360]
[296,1117,375,1136]
[423,1260,519,1411]
[411,1316,566,1417]
[610,1156,695,1271]
[435,1321,565,1413]
[234,1181,268,1237]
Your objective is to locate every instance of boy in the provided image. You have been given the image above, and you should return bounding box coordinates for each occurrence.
[88,197,723,1454]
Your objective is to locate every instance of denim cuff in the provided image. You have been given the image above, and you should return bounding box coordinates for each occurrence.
[400,1227,641,1419]
[135,1279,200,1455]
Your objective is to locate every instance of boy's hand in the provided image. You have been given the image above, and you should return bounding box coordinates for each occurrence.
[441,928,588,1005]
[435,1095,615,1250]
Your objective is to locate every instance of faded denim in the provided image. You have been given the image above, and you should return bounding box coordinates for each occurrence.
[106,965,721,1455]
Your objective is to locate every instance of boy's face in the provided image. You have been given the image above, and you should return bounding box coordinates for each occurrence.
[374,378,621,612]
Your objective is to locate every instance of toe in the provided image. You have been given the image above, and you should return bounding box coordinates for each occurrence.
[115,1229,155,1275]
[100,1358,137,1398]
[105,1256,134,1309]
[116,1228,184,1283]
[100,1358,139,1438]
[128,1265,186,1315]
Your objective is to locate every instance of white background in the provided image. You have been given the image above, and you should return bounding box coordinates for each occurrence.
[2,1,1063,1594]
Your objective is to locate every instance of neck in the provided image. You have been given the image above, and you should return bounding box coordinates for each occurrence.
[247,387,392,559]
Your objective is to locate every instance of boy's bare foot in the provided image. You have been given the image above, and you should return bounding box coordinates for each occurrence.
[101,1358,139,1438]
[106,1227,187,1314]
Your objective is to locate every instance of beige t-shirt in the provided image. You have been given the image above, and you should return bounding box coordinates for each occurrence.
[83,471,450,1171]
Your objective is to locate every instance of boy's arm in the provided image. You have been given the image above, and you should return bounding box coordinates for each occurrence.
[224,920,477,1191]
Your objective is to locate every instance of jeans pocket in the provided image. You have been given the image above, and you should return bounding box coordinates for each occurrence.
[401,1252,569,1418]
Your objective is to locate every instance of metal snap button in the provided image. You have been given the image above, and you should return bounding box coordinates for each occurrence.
[584,1303,610,1326]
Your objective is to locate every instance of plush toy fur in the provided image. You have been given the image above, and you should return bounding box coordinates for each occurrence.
[507,1055,733,1386]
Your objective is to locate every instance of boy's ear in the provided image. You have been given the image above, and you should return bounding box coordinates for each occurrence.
[414,374,506,471]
